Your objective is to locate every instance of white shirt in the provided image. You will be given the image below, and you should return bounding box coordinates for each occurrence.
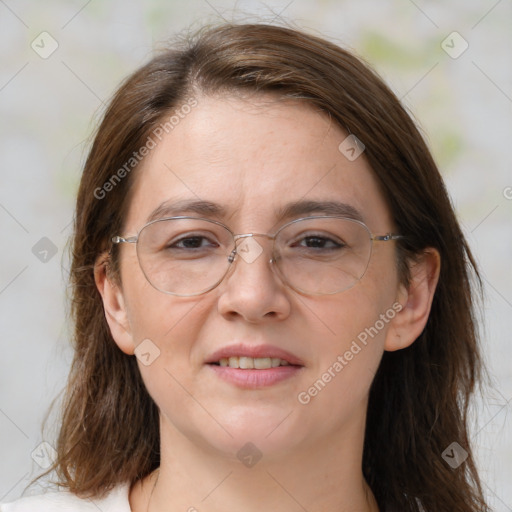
[0,484,130,511]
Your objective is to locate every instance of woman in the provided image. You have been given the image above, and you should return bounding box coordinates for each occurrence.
[1,23,489,512]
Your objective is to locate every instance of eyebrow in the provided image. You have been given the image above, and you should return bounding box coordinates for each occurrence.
[275,200,364,223]
[146,199,227,224]
[145,198,364,225]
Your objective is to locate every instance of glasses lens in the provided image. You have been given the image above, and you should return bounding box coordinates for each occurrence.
[275,217,372,295]
[136,218,234,295]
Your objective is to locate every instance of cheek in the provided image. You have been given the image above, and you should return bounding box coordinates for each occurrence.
[293,296,389,433]
[296,249,400,414]
[125,292,215,428]
[311,243,399,348]
[305,291,390,379]
[119,247,202,340]
[119,250,212,381]
[124,291,225,448]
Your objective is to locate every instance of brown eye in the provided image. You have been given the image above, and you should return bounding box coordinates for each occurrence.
[170,236,216,249]
[296,236,343,249]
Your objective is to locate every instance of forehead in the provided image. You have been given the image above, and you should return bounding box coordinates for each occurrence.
[124,93,393,232]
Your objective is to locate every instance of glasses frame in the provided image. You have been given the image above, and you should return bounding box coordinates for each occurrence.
[111,215,404,297]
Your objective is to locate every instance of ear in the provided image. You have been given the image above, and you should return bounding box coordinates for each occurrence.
[384,248,441,351]
[94,253,135,355]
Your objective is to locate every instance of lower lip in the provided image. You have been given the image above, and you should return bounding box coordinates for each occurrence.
[207,364,303,388]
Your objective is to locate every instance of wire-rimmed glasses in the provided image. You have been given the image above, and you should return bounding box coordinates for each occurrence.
[111,216,403,297]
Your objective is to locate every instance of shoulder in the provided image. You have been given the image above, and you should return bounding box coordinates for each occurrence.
[0,483,130,512]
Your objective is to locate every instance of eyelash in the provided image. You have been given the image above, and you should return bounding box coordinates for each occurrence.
[294,235,343,250]
[168,235,218,249]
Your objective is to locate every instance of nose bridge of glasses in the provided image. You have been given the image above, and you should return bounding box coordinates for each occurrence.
[233,232,275,242]
[228,232,277,265]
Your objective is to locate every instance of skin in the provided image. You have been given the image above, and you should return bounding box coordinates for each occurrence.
[95,93,440,512]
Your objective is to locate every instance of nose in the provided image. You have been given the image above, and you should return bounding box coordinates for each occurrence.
[216,236,291,322]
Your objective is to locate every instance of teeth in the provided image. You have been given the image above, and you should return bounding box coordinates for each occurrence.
[217,356,292,369]
[254,357,271,369]
[239,356,254,369]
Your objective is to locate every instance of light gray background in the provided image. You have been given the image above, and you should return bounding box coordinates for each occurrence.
[1,0,511,509]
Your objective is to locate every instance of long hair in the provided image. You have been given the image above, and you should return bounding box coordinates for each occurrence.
[50,23,489,511]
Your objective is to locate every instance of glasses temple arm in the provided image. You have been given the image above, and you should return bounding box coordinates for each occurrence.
[111,235,138,244]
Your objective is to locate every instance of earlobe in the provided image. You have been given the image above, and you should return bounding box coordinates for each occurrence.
[384,248,441,352]
[94,254,135,355]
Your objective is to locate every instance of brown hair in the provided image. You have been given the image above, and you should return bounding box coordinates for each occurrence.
[49,23,489,511]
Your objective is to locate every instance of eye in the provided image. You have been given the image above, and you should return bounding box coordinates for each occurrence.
[169,235,217,250]
[293,235,345,250]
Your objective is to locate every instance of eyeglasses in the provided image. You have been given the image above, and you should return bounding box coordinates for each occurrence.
[111,216,403,297]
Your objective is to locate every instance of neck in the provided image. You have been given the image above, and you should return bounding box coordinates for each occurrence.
[133,413,379,512]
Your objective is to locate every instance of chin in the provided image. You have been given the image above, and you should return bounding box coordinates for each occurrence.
[199,403,308,461]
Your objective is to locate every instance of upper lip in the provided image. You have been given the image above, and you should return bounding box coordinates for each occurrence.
[205,343,304,366]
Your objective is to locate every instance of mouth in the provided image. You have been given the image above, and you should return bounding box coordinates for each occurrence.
[210,356,294,369]
[205,344,304,388]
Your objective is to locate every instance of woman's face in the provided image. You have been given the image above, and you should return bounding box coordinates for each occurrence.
[106,93,405,461]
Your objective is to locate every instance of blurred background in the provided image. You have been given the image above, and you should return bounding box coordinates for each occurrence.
[1,0,511,508]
